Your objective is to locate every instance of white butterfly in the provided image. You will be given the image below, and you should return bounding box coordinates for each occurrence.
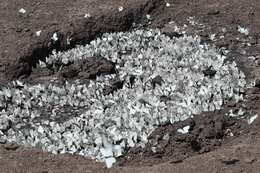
[248,115,258,125]
[177,125,190,134]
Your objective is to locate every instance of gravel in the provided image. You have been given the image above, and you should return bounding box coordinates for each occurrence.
[0,29,246,168]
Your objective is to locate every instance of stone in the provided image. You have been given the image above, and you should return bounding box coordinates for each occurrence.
[3,143,19,151]
[255,79,260,88]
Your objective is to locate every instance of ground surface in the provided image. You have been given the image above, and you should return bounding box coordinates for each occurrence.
[0,0,260,172]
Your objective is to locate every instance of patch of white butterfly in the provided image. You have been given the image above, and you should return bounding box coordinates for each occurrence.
[0,29,246,168]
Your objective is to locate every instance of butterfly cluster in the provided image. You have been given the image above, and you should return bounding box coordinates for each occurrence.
[0,29,246,168]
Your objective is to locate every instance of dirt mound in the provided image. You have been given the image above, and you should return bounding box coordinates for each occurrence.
[117,110,250,166]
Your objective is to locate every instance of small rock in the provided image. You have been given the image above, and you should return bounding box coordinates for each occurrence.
[18,8,26,14]
[79,56,116,79]
[207,10,220,15]
[190,140,201,151]
[84,13,91,18]
[41,171,48,173]
[118,6,124,12]
[163,31,184,38]
[15,28,23,33]
[4,143,19,151]
[61,68,79,78]
[170,158,183,164]
[221,158,240,165]
[255,79,260,88]
[36,30,42,37]
[166,2,171,7]
[244,156,256,164]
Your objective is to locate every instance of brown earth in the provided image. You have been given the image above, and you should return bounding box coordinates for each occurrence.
[0,0,161,80]
[1,0,260,172]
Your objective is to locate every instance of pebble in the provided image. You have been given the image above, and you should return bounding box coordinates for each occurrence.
[118,6,123,12]
[84,13,91,18]
[3,143,19,151]
[244,156,256,164]
[36,30,42,37]
[177,126,190,134]
[255,79,260,88]
[18,8,26,14]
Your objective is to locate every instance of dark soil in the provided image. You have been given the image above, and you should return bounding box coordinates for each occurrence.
[1,0,260,173]
[61,56,116,79]
[26,55,117,85]
[118,87,260,167]
[0,0,161,80]
[117,110,250,167]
